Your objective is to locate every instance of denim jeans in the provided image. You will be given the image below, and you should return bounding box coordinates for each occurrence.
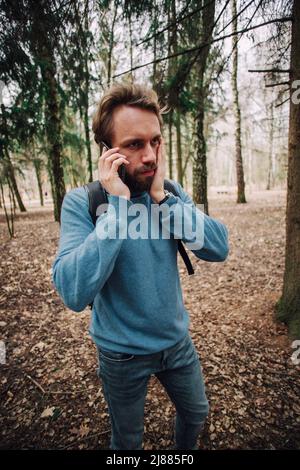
[96,333,209,450]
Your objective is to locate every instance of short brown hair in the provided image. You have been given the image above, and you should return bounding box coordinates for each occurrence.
[92,82,167,147]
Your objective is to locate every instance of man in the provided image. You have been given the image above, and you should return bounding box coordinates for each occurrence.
[52,83,229,450]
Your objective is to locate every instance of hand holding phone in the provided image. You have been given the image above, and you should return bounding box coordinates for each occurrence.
[101,141,126,183]
[98,141,130,199]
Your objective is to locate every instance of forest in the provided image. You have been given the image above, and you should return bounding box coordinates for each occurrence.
[0,0,299,452]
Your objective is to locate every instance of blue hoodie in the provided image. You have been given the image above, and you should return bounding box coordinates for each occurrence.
[52,181,229,355]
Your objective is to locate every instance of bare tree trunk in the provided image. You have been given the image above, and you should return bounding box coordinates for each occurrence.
[107,3,118,87]
[33,159,44,206]
[175,110,183,185]
[7,174,16,216]
[153,0,157,82]
[168,109,174,179]
[182,114,194,178]
[276,0,300,338]
[128,7,134,84]
[40,46,65,222]
[7,162,26,212]
[31,4,66,222]
[194,93,208,212]
[266,100,274,190]
[0,179,14,238]
[83,0,93,182]
[170,0,184,185]
[193,0,216,214]
[1,104,26,212]
[231,0,246,203]
[167,2,173,180]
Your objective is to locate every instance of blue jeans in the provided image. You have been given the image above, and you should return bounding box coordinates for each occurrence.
[96,333,209,450]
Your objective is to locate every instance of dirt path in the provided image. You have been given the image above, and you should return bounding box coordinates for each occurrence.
[0,189,299,449]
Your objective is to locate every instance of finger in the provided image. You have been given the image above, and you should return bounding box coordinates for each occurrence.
[110,157,130,171]
[105,153,129,164]
[99,146,120,159]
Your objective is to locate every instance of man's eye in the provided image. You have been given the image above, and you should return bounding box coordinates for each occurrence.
[152,139,160,145]
[128,142,140,148]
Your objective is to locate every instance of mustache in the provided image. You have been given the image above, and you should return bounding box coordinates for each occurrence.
[139,165,157,174]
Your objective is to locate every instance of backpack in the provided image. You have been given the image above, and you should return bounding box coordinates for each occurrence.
[83,179,194,309]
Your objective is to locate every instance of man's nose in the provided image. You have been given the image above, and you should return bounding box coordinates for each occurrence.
[141,143,156,164]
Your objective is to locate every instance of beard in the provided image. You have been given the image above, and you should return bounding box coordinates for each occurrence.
[121,164,157,194]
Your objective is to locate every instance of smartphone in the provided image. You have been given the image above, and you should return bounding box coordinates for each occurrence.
[101,140,126,182]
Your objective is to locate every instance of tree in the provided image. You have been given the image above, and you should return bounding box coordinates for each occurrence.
[231,0,246,203]
[276,0,300,338]
[192,0,216,214]
[0,103,26,212]
[266,98,275,190]
[107,1,119,87]
[30,1,66,222]
[0,0,69,222]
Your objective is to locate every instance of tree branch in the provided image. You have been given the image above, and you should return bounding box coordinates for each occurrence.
[113,16,292,79]
[265,81,290,87]
[248,68,291,73]
[275,97,290,108]
[211,0,262,87]
[135,0,198,47]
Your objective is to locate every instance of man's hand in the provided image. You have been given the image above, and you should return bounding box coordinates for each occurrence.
[98,147,130,200]
[150,139,166,203]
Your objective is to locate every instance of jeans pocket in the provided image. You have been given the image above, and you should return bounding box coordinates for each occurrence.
[99,348,135,363]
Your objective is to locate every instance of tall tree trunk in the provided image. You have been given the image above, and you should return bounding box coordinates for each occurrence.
[0,179,14,238]
[0,104,26,212]
[276,0,300,338]
[7,161,26,212]
[170,0,183,185]
[73,0,92,182]
[32,5,65,222]
[128,7,134,84]
[194,91,208,213]
[33,158,44,206]
[175,110,183,185]
[168,110,174,179]
[167,2,173,180]
[83,0,93,183]
[153,0,157,82]
[83,95,92,182]
[231,0,246,203]
[40,46,65,222]
[107,3,118,87]
[193,0,216,214]
[183,114,195,179]
[266,100,274,190]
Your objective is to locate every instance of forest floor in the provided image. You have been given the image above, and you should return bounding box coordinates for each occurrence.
[0,189,299,450]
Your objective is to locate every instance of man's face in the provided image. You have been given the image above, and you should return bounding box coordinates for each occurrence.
[110,105,162,193]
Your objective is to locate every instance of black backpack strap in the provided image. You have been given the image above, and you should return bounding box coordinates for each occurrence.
[83,180,108,225]
[163,178,179,195]
[163,179,195,276]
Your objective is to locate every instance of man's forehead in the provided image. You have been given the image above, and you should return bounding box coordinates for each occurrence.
[112,105,161,141]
